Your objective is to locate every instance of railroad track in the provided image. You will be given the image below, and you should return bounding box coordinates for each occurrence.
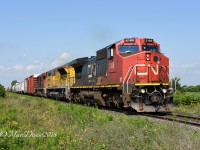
[141,112,200,127]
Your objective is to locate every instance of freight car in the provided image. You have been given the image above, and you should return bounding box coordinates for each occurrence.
[12,37,173,112]
[23,75,39,95]
[15,81,24,93]
[12,82,19,92]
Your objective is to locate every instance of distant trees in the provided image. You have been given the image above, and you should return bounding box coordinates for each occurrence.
[182,85,200,92]
[170,77,181,91]
[170,77,200,92]
[0,84,6,98]
[11,80,18,87]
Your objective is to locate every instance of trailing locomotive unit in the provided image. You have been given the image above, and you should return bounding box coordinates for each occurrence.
[69,38,173,112]
[44,66,75,99]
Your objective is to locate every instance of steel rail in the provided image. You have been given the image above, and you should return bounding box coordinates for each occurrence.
[141,113,200,127]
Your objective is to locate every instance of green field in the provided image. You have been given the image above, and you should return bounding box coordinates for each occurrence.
[0,93,200,149]
[187,92,200,96]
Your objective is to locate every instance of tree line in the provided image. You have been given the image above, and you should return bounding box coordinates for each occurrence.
[171,77,200,92]
[182,85,200,92]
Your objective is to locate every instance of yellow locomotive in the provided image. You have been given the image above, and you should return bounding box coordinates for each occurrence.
[35,65,75,99]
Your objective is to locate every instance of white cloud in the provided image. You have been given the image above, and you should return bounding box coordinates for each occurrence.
[26,63,45,71]
[0,52,71,73]
[0,65,23,71]
[170,62,200,73]
[0,66,4,70]
[33,60,39,63]
[170,62,200,69]
[169,61,200,85]
[51,52,71,68]
[0,65,14,71]
[0,51,72,87]
[26,65,38,71]
[13,65,24,71]
[23,54,27,58]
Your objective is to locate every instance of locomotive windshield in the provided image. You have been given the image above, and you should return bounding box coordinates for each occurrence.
[142,45,159,53]
[119,45,139,57]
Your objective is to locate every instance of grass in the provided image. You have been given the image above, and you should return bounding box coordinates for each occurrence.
[0,92,200,149]
[173,91,200,115]
[173,103,200,115]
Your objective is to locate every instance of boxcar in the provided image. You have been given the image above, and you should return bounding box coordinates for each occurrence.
[27,74,39,95]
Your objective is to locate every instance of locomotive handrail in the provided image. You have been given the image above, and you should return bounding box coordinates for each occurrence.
[123,65,135,94]
[123,64,150,94]
[126,66,136,94]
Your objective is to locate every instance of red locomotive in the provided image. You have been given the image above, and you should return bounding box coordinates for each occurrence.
[69,38,173,112]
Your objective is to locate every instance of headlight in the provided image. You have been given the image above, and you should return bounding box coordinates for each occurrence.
[162,89,167,93]
[140,89,145,93]
[146,53,150,61]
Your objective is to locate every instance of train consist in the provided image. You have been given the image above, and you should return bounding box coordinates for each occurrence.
[12,38,173,112]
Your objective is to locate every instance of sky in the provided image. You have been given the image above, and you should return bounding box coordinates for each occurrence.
[0,0,200,87]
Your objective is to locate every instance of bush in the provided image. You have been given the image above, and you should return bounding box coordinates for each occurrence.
[174,91,200,105]
[0,84,6,98]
